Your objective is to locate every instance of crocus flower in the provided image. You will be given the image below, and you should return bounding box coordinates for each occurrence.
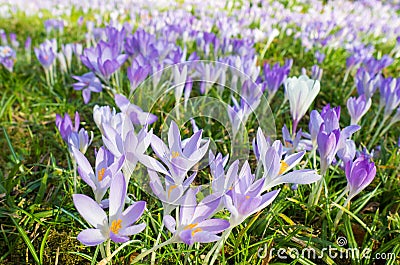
[80,40,128,81]
[345,156,376,201]
[0,46,16,72]
[257,136,321,191]
[55,112,93,154]
[347,94,371,125]
[127,59,150,93]
[285,75,320,133]
[223,161,280,227]
[72,146,124,204]
[93,105,117,135]
[102,115,153,180]
[73,173,146,246]
[146,121,210,184]
[355,68,380,100]
[114,94,157,126]
[34,39,56,70]
[317,127,340,175]
[72,72,103,104]
[163,188,229,245]
[379,77,400,118]
[261,59,292,100]
[148,170,196,216]
[309,110,324,147]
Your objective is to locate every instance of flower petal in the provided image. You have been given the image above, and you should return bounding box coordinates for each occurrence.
[73,194,107,228]
[77,229,107,246]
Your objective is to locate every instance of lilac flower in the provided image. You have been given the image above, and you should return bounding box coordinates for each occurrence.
[72,146,124,204]
[262,59,292,100]
[0,46,16,72]
[55,112,81,142]
[127,59,150,93]
[73,173,146,246]
[311,65,323,81]
[114,94,157,126]
[256,136,320,190]
[163,188,229,245]
[93,105,117,134]
[355,68,380,100]
[80,40,128,81]
[9,33,19,49]
[320,104,341,133]
[347,95,371,125]
[224,161,280,227]
[363,55,393,76]
[124,29,157,58]
[72,72,103,104]
[317,128,341,175]
[281,125,311,153]
[379,77,400,118]
[285,75,320,133]
[315,50,325,64]
[55,112,93,154]
[34,39,56,69]
[309,110,324,147]
[148,170,196,216]
[24,37,31,52]
[102,115,153,179]
[345,156,376,201]
[146,121,210,184]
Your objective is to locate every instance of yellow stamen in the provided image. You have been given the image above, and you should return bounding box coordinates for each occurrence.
[285,140,293,148]
[171,151,179,158]
[191,227,202,236]
[279,161,289,175]
[98,168,106,182]
[245,195,250,199]
[110,219,122,234]
[184,223,198,230]
[168,185,178,198]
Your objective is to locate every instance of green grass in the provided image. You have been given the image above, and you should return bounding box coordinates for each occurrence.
[0,4,400,265]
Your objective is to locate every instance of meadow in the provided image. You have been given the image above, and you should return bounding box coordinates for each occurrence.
[0,0,399,264]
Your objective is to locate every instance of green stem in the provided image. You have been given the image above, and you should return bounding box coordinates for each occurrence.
[203,227,232,265]
[333,197,351,230]
[98,240,140,265]
[150,222,165,265]
[131,238,175,264]
[368,116,388,149]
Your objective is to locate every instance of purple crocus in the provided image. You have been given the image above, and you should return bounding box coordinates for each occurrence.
[55,112,93,154]
[127,58,150,93]
[101,115,153,179]
[34,39,56,69]
[72,146,124,204]
[317,127,341,175]
[114,94,157,126]
[80,40,128,81]
[0,46,16,72]
[148,170,196,216]
[261,59,292,100]
[146,121,210,184]
[257,136,321,191]
[72,72,103,104]
[224,161,280,227]
[73,173,146,246]
[163,188,229,245]
[347,94,371,125]
[379,77,400,118]
[355,68,380,100]
[345,156,376,201]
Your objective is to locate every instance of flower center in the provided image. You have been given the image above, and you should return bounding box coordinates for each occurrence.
[98,168,106,182]
[245,195,250,199]
[168,185,177,198]
[110,219,122,234]
[184,223,198,230]
[171,151,179,158]
[191,227,202,236]
[279,161,289,175]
